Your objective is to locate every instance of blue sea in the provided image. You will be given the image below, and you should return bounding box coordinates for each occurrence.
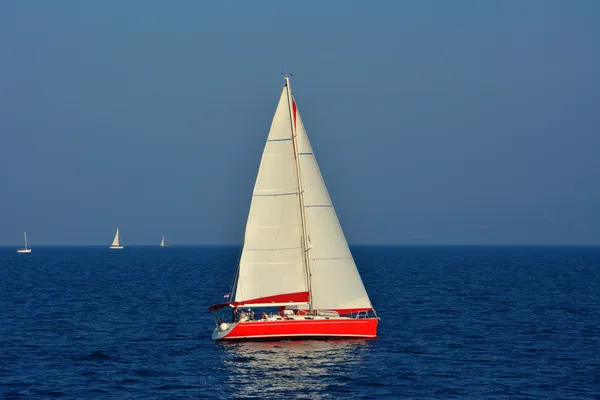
[0,246,598,399]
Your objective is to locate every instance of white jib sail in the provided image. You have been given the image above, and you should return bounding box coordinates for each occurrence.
[233,84,308,304]
[293,96,374,312]
[160,236,165,246]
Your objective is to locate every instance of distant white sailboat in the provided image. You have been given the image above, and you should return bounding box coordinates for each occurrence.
[17,232,32,253]
[160,236,168,247]
[110,228,124,249]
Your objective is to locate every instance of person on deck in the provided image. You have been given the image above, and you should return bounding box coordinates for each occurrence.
[232,306,238,323]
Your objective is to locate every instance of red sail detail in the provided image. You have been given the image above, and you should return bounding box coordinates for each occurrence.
[291,100,298,158]
[209,291,309,312]
[292,100,297,130]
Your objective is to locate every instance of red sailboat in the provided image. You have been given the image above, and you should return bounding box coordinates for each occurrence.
[210,76,379,340]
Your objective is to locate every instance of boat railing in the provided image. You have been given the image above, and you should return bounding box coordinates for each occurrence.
[354,310,377,319]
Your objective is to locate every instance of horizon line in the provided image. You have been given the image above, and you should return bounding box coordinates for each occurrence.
[1,243,600,247]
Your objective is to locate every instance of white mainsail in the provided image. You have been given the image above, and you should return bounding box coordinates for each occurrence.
[111,228,120,247]
[160,236,165,247]
[233,83,308,305]
[231,77,373,313]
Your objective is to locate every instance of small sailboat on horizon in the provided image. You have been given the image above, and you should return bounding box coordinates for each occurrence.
[109,228,124,249]
[209,76,379,341]
[160,235,169,247]
[17,232,32,253]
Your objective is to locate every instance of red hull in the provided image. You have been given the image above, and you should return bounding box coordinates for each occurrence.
[215,318,378,341]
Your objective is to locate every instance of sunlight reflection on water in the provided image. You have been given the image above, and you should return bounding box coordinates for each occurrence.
[220,339,373,398]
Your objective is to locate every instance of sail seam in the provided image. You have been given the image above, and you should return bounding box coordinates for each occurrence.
[267,138,292,142]
[310,257,353,261]
[253,192,298,197]
[304,205,332,208]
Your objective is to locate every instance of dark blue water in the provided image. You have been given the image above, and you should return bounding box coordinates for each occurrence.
[0,246,598,399]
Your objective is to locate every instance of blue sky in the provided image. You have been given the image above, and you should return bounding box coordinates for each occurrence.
[0,1,599,245]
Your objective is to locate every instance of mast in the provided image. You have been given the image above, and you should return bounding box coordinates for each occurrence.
[24,232,28,249]
[284,75,314,313]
